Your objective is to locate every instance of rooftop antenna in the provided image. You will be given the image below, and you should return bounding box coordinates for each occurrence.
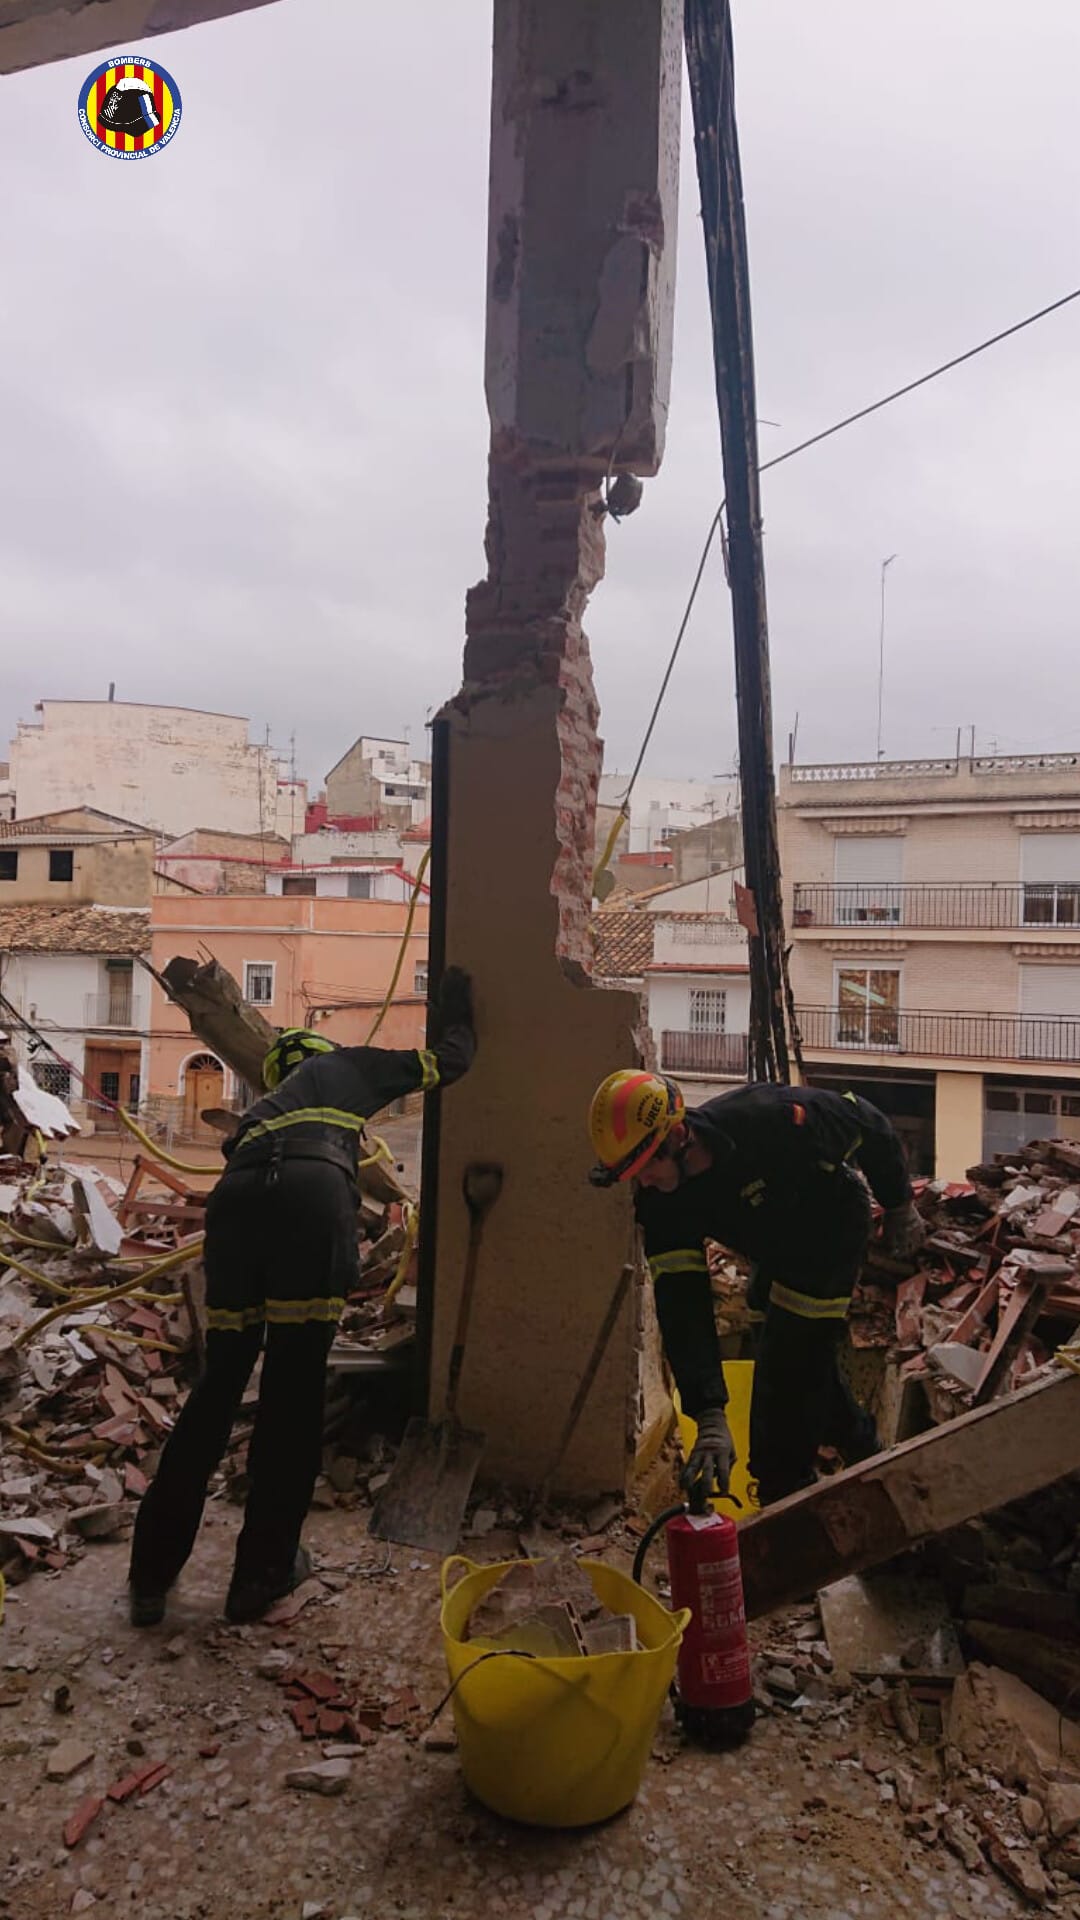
[108,682,115,703]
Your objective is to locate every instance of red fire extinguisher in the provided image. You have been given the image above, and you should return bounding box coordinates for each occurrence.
[633,1498,755,1745]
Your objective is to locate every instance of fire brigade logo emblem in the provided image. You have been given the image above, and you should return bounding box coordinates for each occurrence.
[78,55,181,159]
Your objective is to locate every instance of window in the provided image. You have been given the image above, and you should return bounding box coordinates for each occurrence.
[106,959,133,1026]
[49,849,74,882]
[688,987,726,1033]
[833,837,903,923]
[32,1060,71,1102]
[413,964,429,995]
[128,1073,141,1108]
[282,875,317,897]
[244,962,275,1006]
[1019,963,1080,1059]
[1021,833,1080,925]
[0,849,17,882]
[347,874,373,899]
[98,1071,120,1103]
[836,966,900,1048]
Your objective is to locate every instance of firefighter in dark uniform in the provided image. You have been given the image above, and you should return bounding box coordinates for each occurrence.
[129,968,475,1625]
[588,1071,923,1507]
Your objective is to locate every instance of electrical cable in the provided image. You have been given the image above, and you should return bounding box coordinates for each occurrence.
[365,848,431,1043]
[593,282,1080,896]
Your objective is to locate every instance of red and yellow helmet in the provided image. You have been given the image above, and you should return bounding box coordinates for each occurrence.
[588,1069,685,1187]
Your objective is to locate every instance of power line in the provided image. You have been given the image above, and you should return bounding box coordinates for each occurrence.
[614,282,1080,815]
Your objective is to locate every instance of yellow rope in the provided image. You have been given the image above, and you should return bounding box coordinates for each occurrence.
[1057,1335,1080,1376]
[3,1423,102,1474]
[365,848,431,1043]
[79,1324,182,1355]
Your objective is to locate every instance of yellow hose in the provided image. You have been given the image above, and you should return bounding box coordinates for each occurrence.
[365,849,431,1043]
[3,1423,103,1474]
[383,1204,419,1308]
[79,1324,182,1355]
[113,1104,222,1176]
[12,1238,203,1351]
[591,806,629,900]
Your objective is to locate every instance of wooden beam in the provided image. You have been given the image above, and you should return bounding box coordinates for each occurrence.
[972,1275,1050,1406]
[739,1369,1080,1621]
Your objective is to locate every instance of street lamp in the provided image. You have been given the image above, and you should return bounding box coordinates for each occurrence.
[876,554,897,762]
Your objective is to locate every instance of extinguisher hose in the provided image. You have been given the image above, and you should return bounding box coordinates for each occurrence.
[631,1504,686,1588]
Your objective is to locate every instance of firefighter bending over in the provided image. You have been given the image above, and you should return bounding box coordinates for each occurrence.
[588,1073,923,1507]
[129,967,475,1626]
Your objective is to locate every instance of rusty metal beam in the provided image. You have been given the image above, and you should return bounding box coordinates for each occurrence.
[740,1368,1080,1620]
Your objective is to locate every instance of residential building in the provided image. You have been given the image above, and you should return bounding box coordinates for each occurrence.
[147,893,431,1139]
[0,808,156,906]
[289,827,405,868]
[0,764,13,823]
[265,862,422,903]
[598,772,739,855]
[779,750,1080,1178]
[591,885,751,1102]
[324,735,431,829]
[0,904,150,1129]
[275,777,309,842]
[667,812,742,884]
[154,828,290,896]
[9,700,280,839]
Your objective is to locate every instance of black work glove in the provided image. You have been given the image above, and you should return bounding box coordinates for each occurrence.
[680,1404,735,1502]
[880,1201,925,1260]
[434,965,474,1036]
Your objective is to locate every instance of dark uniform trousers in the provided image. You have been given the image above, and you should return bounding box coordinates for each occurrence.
[129,1157,358,1595]
[746,1189,878,1505]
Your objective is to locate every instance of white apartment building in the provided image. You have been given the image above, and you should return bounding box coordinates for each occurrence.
[9,701,281,840]
[779,750,1080,1178]
[598,773,739,855]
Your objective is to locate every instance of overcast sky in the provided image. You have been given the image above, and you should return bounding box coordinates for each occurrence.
[3,1,1079,789]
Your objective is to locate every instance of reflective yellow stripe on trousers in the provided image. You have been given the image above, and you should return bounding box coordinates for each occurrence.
[207,1296,345,1332]
[769,1282,851,1321]
[647,1249,709,1279]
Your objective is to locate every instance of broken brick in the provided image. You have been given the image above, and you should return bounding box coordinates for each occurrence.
[63,1794,104,1850]
[136,1763,171,1796]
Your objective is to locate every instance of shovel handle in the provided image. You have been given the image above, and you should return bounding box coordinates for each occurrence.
[444,1217,483,1418]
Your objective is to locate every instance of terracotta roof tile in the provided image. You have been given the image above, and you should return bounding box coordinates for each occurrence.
[589,911,655,980]
[0,905,150,955]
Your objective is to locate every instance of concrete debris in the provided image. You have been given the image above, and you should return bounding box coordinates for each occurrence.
[45,1738,95,1781]
[464,1552,624,1658]
[284,1758,351,1796]
[947,1663,1080,1790]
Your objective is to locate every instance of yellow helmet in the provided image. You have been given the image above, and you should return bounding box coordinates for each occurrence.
[262,1027,335,1090]
[588,1069,685,1187]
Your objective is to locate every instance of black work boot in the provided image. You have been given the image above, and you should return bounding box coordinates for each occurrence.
[129,1587,167,1628]
[224,1547,311,1625]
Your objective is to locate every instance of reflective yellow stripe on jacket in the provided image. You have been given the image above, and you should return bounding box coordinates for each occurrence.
[769,1282,851,1321]
[418,1049,440,1091]
[647,1249,709,1280]
[235,1106,369,1149]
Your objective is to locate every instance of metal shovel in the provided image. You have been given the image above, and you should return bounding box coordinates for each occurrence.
[370,1162,503,1553]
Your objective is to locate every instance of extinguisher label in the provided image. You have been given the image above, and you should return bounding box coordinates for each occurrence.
[696,1561,747,1636]
[700,1647,750,1688]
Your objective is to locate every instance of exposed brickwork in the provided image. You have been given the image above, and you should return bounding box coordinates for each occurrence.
[462,453,608,971]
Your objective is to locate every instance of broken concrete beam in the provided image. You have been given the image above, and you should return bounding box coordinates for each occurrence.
[0,2,283,78]
[739,1369,1080,1620]
[972,1275,1051,1405]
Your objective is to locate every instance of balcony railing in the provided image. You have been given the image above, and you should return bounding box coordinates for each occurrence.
[795,1005,1080,1065]
[660,1030,749,1076]
[792,882,1080,931]
[84,991,134,1029]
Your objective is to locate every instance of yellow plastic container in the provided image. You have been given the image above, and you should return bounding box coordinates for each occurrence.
[439,1554,690,1828]
[675,1358,759,1517]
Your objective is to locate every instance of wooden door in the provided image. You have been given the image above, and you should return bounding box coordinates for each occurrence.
[184,1056,225,1139]
[84,1045,125,1130]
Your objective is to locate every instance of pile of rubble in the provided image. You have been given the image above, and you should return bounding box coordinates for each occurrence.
[847,1139,1080,1415]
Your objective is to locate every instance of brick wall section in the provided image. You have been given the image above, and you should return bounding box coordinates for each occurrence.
[462,455,607,974]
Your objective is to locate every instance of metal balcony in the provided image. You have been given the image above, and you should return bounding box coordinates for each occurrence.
[791,882,1080,931]
[795,1005,1080,1065]
[660,1030,749,1076]
[84,990,134,1029]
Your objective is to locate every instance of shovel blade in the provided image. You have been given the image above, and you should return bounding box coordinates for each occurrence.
[368,1415,486,1555]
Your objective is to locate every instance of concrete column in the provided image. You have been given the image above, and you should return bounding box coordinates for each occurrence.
[431,0,681,1494]
[935,1069,984,1179]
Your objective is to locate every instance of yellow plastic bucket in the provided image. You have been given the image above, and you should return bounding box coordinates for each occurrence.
[675,1359,758,1517]
[439,1555,690,1828]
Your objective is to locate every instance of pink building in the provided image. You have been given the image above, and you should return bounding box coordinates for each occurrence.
[148,893,430,1138]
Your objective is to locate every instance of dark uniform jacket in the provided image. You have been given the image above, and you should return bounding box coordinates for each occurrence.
[223,1028,475,1182]
[634,1083,911,1418]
